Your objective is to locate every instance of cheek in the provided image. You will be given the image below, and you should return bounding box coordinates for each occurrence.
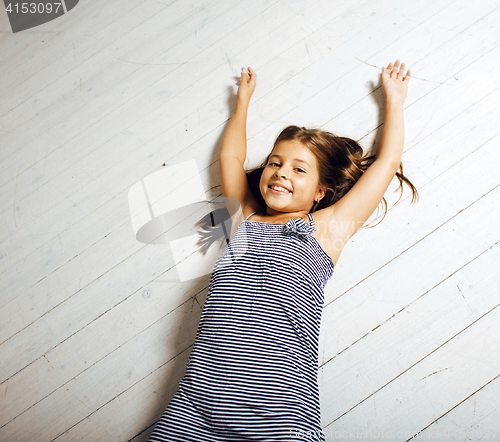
[259,171,268,191]
[300,178,318,197]
[261,167,273,181]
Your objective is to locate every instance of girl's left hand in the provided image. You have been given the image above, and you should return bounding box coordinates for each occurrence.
[381,60,411,104]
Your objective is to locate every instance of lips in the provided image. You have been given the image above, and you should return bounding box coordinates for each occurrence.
[268,182,292,193]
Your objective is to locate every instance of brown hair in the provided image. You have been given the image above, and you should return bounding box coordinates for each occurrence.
[247,125,419,227]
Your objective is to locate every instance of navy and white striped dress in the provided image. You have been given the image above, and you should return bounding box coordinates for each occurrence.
[148,211,334,441]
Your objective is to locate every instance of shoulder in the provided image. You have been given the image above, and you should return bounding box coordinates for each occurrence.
[310,208,352,266]
[227,201,264,239]
[242,203,263,220]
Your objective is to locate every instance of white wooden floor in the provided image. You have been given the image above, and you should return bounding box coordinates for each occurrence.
[1,0,500,440]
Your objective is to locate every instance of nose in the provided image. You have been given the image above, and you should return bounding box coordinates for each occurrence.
[275,167,287,179]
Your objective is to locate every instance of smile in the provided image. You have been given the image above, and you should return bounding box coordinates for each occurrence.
[269,185,292,194]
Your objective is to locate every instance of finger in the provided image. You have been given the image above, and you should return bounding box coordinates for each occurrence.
[382,62,393,77]
[391,60,401,77]
[248,67,257,83]
[240,67,249,83]
[398,62,406,79]
[404,68,411,81]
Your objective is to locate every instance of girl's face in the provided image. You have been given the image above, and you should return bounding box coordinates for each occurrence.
[259,140,326,215]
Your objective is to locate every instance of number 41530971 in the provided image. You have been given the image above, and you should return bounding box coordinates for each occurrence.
[5,3,63,14]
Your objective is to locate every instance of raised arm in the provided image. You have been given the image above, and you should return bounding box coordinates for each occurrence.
[375,60,409,164]
[316,60,411,251]
[219,67,260,219]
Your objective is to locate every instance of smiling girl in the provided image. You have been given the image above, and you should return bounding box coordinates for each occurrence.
[148,61,418,441]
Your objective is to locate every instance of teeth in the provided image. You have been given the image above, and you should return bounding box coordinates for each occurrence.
[271,185,290,193]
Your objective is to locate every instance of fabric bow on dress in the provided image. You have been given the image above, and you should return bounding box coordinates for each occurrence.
[282,217,315,238]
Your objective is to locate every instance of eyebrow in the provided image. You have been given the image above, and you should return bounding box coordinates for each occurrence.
[269,154,310,167]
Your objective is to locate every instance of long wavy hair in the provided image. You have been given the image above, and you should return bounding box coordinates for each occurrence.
[197,125,419,255]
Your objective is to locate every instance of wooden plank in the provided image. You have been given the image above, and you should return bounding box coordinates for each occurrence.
[0,0,164,99]
[248,1,500,154]
[0,0,230,139]
[319,236,500,427]
[0,297,198,440]
[0,0,100,62]
[0,266,207,425]
[321,249,500,437]
[323,81,500,298]
[0,0,285,314]
[54,349,192,442]
[6,177,497,439]
[320,142,500,363]
[0,384,90,442]
[0,0,280,178]
[415,375,500,441]
[0,0,369,248]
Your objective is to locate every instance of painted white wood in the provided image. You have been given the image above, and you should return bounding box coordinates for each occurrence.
[0,0,164,101]
[320,161,500,361]
[0,0,240,158]
[0,298,197,440]
[320,237,500,429]
[0,9,468,390]
[0,0,376,276]
[0,0,94,59]
[324,81,500,300]
[0,0,265,184]
[416,375,500,441]
[54,348,193,442]
[1,0,500,440]
[322,247,500,440]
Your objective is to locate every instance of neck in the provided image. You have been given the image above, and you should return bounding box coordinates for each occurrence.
[264,207,310,219]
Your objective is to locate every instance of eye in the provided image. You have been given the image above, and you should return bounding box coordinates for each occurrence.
[269,162,280,167]
[295,168,305,173]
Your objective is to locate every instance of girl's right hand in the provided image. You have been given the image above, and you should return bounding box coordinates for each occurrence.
[237,67,257,105]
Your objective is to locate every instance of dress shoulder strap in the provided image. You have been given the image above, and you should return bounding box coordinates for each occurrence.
[245,211,260,221]
[307,213,314,223]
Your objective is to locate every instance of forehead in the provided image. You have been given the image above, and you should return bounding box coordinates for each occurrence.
[270,140,316,164]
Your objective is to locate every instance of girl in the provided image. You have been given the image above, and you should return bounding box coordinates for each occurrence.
[149,61,418,441]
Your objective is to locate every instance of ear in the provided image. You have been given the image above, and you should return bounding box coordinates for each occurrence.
[315,185,327,202]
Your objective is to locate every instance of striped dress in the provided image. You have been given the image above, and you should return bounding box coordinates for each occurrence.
[148,211,334,441]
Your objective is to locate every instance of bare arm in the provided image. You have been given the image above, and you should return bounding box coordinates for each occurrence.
[219,68,260,217]
[376,60,409,165]
[219,67,256,163]
[315,60,411,247]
